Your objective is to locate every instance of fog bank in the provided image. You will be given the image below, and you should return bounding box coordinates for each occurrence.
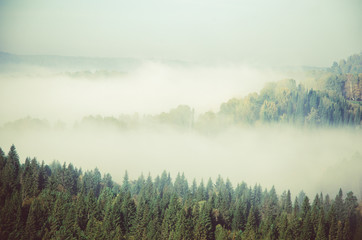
[1,125,361,198]
[0,62,289,125]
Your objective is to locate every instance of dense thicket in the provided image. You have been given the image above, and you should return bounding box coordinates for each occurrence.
[0,145,361,239]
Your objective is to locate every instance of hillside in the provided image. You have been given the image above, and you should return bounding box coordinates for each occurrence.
[305,52,362,101]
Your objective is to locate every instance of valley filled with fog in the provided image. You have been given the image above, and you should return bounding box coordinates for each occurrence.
[1,1,361,239]
[1,124,361,199]
[1,58,361,199]
[0,60,298,125]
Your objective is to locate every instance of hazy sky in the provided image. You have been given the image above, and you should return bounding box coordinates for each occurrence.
[0,0,361,66]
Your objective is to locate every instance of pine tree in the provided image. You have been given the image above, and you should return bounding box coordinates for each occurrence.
[37,161,48,192]
[1,145,361,240]
[301,196,311,219]
[315,211,327,240]
[0,191,22,240]
[0,147,6,172]
[336,221,343,240]
[121,170,130,193]
[161,194,180,239]
[277,212,288,239]
[285,190,292,214]
[21,157,33,200]
[301,212,315,240]
[232,199,246,231]
[76,191,89,231]
[342,218,352,240]
[111,194,125,236]
[215,224,228,240]
[311,194,321,230]
[132,202,150,239]
[344,191,358,233]
[191,179,198,198]
[63,205,80,239]
[3,145,21,193]
[30,158,40,196]
[194,202,213,240]
[175,204,193,240]
[196,179,206,201]
[0,147,6,207]
[324,194,331,215]
[206,178,214,201]
[121,191,136,236]
[293,196,300,217]
[288,216,302,240]
[334,189,344,221]
[243,206,258,240]
[328,209,338,240]
[24,198,45,240]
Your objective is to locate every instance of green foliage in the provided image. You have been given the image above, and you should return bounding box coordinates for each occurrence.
[0,145,360,239]
[159,105,194,128]
[217,78,362,127]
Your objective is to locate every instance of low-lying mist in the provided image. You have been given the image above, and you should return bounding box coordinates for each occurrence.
[0,124,361,199]
[0,62,299,125]
[1,60,360,199]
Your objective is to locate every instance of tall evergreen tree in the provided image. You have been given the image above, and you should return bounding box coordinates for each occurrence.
[3,145,20,192]
[315,211,327,240]
[243,206,259,240]
[334,188,344,221]
[0,145,361,240]
[194,203,213,240]
[301,212,315,240]
[342,218,352,240]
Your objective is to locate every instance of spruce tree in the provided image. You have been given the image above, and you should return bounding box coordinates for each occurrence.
[328,211,338,240]
[3,145,20,192]
[285,190,292,214]
[342,218,352,240]
[315,211,327,240]
[334,189,344,221]
[336,221,343,240]
[243,206,258,240]
[194,203,213,240]
[301,212,315,240]
[301,196,311,219]
[24,198,44,240]
[293,196,300,217]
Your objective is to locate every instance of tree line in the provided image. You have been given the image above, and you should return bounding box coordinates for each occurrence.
[0,145,361,239]
[1,53,362,133]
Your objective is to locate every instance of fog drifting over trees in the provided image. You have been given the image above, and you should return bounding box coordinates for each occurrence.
[1,56,361,198]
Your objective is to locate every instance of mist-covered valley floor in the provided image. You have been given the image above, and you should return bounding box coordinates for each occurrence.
[1,56,361,199]
[1,124,361,199]
[1,1,362,239]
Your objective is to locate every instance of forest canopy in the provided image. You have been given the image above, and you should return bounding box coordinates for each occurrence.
[0,145,361,240]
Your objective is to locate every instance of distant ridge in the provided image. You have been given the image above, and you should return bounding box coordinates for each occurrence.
[0,52,192,72]
[0,51,142,71]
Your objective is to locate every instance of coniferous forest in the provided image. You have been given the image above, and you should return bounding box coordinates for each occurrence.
[1,1,362,239]
[0,145,361,240]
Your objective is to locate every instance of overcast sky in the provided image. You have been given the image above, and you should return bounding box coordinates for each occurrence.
[0,0,361,66]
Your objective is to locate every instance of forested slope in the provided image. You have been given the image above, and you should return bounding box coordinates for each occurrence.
[1,53,362,132]
[305,52,362,101]
[159,53,362,129]
[0,145,361,240]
